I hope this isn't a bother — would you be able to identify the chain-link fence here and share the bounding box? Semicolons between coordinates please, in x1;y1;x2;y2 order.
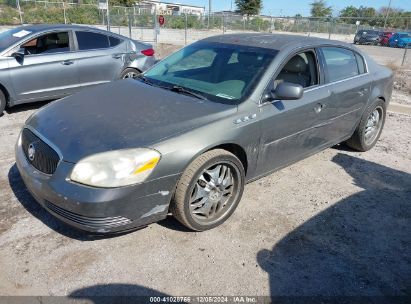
1;0;410;64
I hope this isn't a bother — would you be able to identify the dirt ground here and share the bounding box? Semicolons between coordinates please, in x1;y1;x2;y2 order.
0;43;410;298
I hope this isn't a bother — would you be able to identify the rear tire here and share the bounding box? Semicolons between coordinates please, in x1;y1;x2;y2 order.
120;68;141;80
0;90;6;116
345;99;386;152
170;149;245;231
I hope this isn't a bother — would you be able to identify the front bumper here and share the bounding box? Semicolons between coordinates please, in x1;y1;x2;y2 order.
15;141;180;233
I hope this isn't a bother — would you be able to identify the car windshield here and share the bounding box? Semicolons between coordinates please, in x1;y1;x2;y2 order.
0;28;34;52
359;30;378;36
143;42;277;104
399;33;410;38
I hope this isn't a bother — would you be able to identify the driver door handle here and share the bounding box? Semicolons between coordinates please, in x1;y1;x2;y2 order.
61;60;74;65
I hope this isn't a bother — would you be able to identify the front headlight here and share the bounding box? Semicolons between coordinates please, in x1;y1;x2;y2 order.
70;148;161;188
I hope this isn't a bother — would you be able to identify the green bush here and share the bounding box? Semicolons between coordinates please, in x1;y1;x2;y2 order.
0;5;20;25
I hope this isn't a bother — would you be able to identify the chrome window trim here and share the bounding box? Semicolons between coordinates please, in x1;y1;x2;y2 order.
304;72;370;93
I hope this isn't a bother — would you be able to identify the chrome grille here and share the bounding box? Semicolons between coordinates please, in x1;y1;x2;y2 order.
21;128;60;174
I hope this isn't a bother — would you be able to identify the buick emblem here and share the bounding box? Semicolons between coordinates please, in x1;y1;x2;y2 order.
28;143;36;161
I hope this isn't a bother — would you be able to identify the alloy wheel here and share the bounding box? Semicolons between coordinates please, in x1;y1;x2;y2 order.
189;163;238;224
364;106;383;145
122;71;139;79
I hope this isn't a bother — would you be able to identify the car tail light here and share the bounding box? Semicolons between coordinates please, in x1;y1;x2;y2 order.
141;48;155;56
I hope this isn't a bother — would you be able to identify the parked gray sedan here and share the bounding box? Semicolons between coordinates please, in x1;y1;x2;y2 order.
15;34;393;233
0;24;155;114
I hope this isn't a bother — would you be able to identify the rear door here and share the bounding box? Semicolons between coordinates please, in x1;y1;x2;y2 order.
317;47;370;143
7;30;79;102
73;30;127;88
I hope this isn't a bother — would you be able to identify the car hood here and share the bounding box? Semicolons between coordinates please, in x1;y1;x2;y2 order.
26;80;237;163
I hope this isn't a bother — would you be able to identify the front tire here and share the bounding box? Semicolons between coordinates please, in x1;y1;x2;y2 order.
171;149;245;231
345;99;386;152
0;90;6;116
120;68;141;80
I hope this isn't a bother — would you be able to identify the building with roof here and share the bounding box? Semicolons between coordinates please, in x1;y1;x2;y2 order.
137;0;205;16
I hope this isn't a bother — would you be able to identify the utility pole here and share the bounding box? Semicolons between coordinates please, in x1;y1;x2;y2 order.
383;0;392;28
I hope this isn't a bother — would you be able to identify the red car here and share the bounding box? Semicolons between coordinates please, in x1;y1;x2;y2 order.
379;32;395;46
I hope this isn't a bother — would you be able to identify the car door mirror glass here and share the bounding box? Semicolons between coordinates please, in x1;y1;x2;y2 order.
274;82;303;100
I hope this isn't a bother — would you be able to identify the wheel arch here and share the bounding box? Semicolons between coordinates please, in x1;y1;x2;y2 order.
206;143;249;175
0;83;10;105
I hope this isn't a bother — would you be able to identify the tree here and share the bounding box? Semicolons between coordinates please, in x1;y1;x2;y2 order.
310;0;332;18
235;0;262;16
339;5;359;19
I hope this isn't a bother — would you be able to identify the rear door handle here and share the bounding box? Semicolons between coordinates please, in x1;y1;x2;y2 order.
314;103;324;114
61;60;74;65
358;88;369;96
112;53;123;59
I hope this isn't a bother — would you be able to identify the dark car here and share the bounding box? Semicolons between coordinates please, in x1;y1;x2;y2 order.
379;31;395;46
15;34;393;233
354;30;381;45
0;24;156;115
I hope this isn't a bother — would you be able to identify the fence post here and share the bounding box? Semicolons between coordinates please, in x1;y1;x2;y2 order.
307;19;311;36
185;13;188;45
63;2;67;24
128;13;132;38
16;0;23;24
222;14;225;34
153;14;157;43
107;1;111;31
328;20;333;39
402;45;408;66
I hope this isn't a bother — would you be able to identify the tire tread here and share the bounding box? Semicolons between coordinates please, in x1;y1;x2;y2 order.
170;149;242;231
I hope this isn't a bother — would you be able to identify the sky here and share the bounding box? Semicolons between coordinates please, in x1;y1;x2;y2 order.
182;0;411;16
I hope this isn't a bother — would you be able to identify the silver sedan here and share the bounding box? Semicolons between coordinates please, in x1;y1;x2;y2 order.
0;24;156;114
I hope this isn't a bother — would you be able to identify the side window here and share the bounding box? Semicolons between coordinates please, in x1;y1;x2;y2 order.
76;31;109;50
274;51;319;89
354;53;366;74
21;32;70;55
109;36;122;47
321;47;359;82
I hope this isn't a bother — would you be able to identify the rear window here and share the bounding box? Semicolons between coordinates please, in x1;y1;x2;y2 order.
321;47;360;82
76;31;109;50
109;36;122;47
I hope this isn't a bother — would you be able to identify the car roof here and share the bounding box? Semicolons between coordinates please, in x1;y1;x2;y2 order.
200;33;356;52
14;24;122;36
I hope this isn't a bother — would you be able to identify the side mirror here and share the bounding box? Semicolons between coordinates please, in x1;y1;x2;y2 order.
12;48;25;59
274;82;303;100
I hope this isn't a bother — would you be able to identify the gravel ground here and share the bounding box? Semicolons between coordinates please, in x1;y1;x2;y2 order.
0;43;410;298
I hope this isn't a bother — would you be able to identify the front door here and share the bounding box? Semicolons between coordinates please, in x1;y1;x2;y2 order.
7;31;79;102
256;50;333;177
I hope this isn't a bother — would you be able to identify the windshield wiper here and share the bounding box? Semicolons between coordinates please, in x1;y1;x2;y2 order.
169;85;207;100
136;75;154;86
